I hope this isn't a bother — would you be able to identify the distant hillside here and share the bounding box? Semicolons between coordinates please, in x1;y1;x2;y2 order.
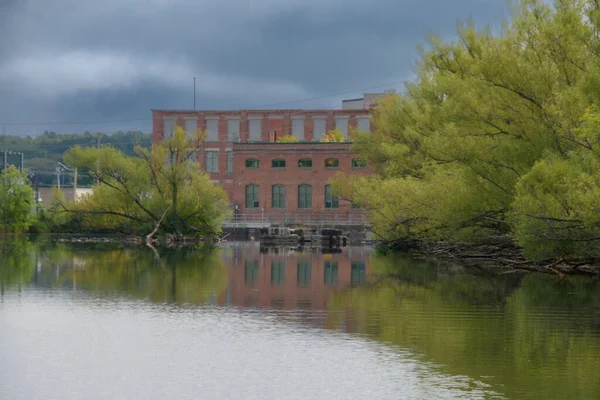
0;130;152;186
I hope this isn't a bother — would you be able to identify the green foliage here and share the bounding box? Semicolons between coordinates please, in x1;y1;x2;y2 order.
276;134;299;143
1;130;151;186
0;166;34;233
0;238;227;305
320;129;345;143
339;0;600;260
328;255;600;399
0;237;35;288
60;126;229;237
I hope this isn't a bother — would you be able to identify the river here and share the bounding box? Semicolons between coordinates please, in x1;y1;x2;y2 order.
1;238;599;399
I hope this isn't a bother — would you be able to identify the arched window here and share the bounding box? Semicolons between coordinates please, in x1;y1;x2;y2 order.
245;184;259;208
272;158;286;168
246;159;259;168
298;158;312;168
352;158;367;169
324;184;339;209
272;185;286;209
325;158;339;168
298;184;312;209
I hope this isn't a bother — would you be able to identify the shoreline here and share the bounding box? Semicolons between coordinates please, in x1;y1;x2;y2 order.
381;238;600;276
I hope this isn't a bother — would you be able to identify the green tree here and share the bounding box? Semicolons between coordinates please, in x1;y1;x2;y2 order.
0;166;34;233
335;0;600;260
320;129;345;143
277;134;299;143
61;126;229;238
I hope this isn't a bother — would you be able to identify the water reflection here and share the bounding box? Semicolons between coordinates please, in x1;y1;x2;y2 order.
1;239;600;399
1;239;227;305
219;243;370;310
329;254;600;400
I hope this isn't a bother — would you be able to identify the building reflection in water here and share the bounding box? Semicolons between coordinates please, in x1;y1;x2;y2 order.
218;243;371;311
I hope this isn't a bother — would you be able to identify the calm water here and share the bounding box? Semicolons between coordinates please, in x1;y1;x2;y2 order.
1;239;599;399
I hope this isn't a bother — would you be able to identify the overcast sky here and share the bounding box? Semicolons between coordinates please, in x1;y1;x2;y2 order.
0;0;508;136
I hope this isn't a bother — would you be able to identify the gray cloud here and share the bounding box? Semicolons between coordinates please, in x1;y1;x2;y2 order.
0;0;508;136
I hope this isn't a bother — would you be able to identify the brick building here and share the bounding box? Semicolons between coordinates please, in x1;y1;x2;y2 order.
218;243;371;312
152;94;383;223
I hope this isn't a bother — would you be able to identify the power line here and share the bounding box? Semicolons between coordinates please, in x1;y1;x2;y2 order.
0;81;400;127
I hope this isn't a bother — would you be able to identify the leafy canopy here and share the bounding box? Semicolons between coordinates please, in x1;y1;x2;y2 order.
0;166;34;233
336;0;600;260
62;126;229;237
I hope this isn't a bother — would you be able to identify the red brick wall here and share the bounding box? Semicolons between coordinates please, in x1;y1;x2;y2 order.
230;142;371;216
151;109;374;217
217;244;371;310
152;109;372;143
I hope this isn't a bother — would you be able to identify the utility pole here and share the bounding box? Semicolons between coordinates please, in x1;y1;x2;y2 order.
56;166;61;190
96;134;101;186
73;167;78;202
193;77;196;110
1;126;5;171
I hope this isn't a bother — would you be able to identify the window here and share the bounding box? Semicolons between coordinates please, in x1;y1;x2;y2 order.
352;158;367;169
249;118;262;141
297;261;311;286
272;158;286;168
227;119;240;141
298;158;312;168
298;184;312;209
351;202;362;209
185;119;197;138
292;118;305;140
324;261;338;285
335;117;349;140
271;260;286;285
272;185;286;209
205;151;218;173
245;184;259;208
325;158;339;168
206;118;219;141
357;116;370;132
246;159;259;169
313;118;326;140
324;184;339;209
163;118;175;140
226;151;233;173
351;262;366;286
245;260;259;286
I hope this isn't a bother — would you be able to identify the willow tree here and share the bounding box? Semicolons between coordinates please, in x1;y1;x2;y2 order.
62;126;229;239
334;0;600;260
0;166;34;233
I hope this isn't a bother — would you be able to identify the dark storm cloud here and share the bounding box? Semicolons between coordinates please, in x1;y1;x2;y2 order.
0;0;508;136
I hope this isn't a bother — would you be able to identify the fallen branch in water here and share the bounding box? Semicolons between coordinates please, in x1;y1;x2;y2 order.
146;206;170;245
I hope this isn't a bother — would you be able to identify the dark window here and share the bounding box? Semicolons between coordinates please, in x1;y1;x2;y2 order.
298;158;312;168
351;261;366;286
324;184;339;209
297;261;311;286
271;260;286;285
205;151;218;172
351;202;362;209
245;184;259;208
246;159;259;168
272;185;286;209
226;151;233;173
324;261;338;285
325;158;339;168
272;158;286;168
352;158;367;169
245;260;259;286
298;184;312;209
